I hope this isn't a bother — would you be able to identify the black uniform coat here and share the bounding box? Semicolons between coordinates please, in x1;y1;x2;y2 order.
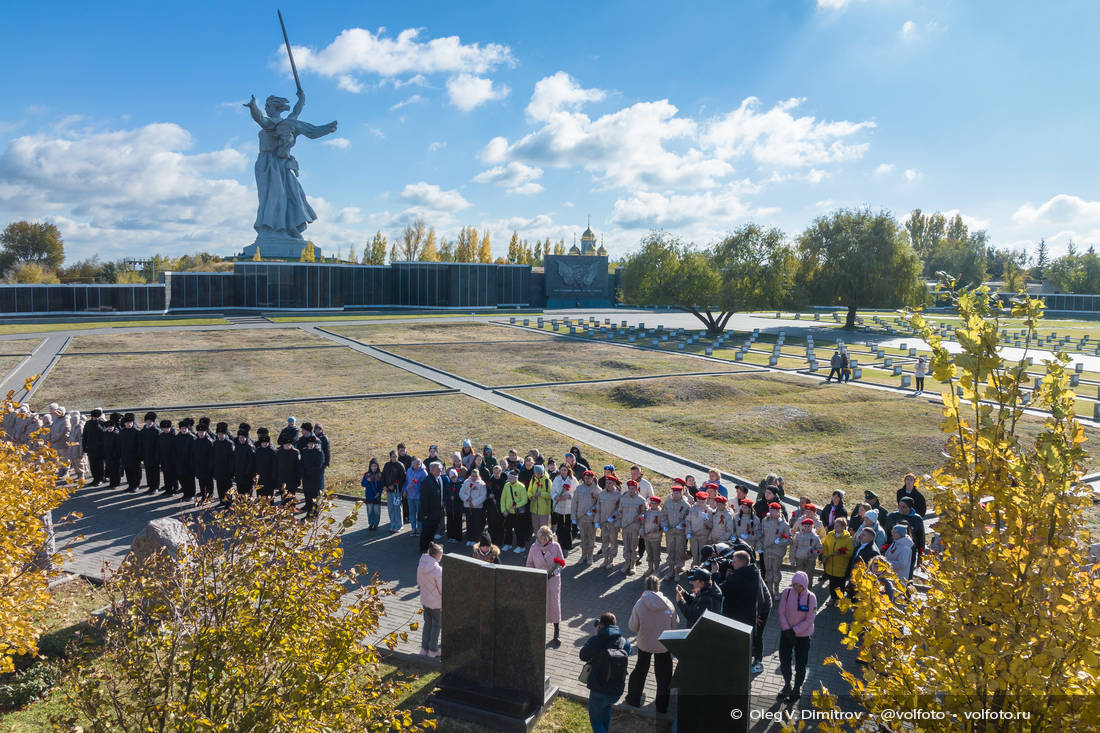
418;473;445;525
212;437;235;480
233;439;256;483
119;426;141;466
156;428;177;473
139;425;159;464
192;433;214;477
254;443;278;490
82;418;105;456
299;445;325;493
276;445;301;489
174;431;196;476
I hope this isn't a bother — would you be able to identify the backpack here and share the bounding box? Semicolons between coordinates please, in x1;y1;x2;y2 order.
591;637;629;689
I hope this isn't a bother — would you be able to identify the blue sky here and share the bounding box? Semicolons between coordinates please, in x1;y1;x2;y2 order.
2;0;1098;263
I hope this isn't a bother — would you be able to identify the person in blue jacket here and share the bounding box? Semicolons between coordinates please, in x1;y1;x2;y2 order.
361;457;384;530
579;612;632;733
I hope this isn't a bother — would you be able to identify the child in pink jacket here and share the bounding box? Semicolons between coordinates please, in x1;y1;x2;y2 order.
777;570;817;703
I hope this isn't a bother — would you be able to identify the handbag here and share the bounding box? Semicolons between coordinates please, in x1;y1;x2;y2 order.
578;663;592;683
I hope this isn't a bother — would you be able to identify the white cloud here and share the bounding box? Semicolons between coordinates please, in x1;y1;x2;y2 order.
525;71;607;121
704;97;874;168
898;19;944;42
427;141;446;153
940;209;990;231
0;122;255;260
390;94;424;111
874;162;894;178
290;27;514;92
446;74;509;111
1012;194;1100;227
473;161;544;195
337;75;365;93
485;75;873;192
900;20;917;40
399;181;471;212
609;183;764;229
904;168;922;182
364;126;386;140
817;0;852;8
322;137;351;149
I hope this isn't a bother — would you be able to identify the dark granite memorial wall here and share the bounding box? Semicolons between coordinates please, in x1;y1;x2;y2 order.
0;283;166;315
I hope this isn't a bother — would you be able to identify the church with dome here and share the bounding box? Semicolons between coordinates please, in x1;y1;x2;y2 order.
568;217;608;257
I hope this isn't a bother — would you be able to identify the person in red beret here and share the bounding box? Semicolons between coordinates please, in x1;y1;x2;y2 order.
617;479;648;575
758;501;791;599
642;496;664;575
708;494;735;545
660;482;691;580
687;490;712;567
791;517;824;584
704;481;720;510
597;474;623;569
573;469;600;565
734;498;757;544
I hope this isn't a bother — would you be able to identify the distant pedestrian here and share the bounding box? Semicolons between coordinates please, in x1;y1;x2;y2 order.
625;575;677;714
914;356;926;394
826;350;843;382
382;450;406;533
418;462;445;554
417;543;443;658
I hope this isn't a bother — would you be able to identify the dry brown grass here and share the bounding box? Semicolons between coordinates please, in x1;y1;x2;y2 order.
0;338;41;355
384;341;744;386
66;328;330;353
331;321;558;344
0;356;26;380
510;372;961;503
34;348;439;409
154;395;667;495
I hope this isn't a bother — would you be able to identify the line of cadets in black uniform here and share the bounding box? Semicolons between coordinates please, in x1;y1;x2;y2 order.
79;409;330;515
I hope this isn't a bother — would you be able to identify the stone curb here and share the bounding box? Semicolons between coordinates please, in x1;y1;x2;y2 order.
58;344;345;357
84;387;460;416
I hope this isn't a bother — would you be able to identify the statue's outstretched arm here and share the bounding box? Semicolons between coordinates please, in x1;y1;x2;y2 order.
290;89;305;120
243;95;264;127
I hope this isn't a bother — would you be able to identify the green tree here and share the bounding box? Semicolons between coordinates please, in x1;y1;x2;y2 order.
1034;237;1050;280
438;238;455;262
810;288;1100;732
389;242;398;265
923;214;987;287
454;226;477;263
64;498;430;732
797;208;925;328
365;231;387;265
1044;246;1100;294
0;221;65;274
8;262;61;283
507;231;520;263
904;208;946;262
620;228;793;334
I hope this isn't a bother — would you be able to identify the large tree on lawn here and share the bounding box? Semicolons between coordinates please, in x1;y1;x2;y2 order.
797;208;926;328
620;227;795;335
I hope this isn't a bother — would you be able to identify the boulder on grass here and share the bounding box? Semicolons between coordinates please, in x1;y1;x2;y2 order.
128;517;193;565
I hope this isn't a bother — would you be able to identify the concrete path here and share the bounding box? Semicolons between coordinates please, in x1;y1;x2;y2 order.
2;334;70;403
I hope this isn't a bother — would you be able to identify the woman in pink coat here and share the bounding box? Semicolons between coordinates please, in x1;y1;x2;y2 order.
777;570;817;703
527;525;565;648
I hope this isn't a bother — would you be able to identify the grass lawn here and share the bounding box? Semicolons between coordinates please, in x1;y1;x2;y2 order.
66;327;331;353
34;347;440;409
0;356;26;380
509;372;963;504
0;318;229;336
382;341;743;386
331;321;559;345
154;394;669;495
0;338;41;355
269;311;541;323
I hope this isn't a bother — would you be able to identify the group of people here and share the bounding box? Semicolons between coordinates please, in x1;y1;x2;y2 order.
2;403;334;516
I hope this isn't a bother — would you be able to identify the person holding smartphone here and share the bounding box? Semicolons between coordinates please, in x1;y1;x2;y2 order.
777;570;817;703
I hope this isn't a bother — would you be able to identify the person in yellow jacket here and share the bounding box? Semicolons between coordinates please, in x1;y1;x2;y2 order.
821;517;854;600
501;468;530;554
527;464;553;537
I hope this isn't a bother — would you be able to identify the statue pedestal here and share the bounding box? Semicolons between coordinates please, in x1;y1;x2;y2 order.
241;230;320;260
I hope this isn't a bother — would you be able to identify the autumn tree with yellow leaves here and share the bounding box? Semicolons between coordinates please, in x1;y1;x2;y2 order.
807;287;1100;732
0;385;73;674
63;497;432;732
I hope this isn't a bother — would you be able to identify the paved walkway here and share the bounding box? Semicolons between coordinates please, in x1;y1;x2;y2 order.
1;334;68;402
55;482;853;730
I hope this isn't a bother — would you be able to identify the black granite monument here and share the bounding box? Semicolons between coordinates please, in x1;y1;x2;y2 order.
544;254;612;308
660;609;752;732
428;554;559;732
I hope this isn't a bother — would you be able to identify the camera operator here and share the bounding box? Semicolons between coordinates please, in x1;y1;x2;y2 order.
675;568;724;626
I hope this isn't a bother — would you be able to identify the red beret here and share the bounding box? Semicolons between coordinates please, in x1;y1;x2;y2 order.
703;482;720;491
671;484;684;491
582;470;595;477
695;491;708;501
801;518;814;525
740;498;753;506
805;504;818;511
768;502;782;510
626;479;638;487
715;495;728;504
673;478;686;485
649;496;662;504
605;473;621;484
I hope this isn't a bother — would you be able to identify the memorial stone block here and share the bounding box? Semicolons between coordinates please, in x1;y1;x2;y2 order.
660;611;751;733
